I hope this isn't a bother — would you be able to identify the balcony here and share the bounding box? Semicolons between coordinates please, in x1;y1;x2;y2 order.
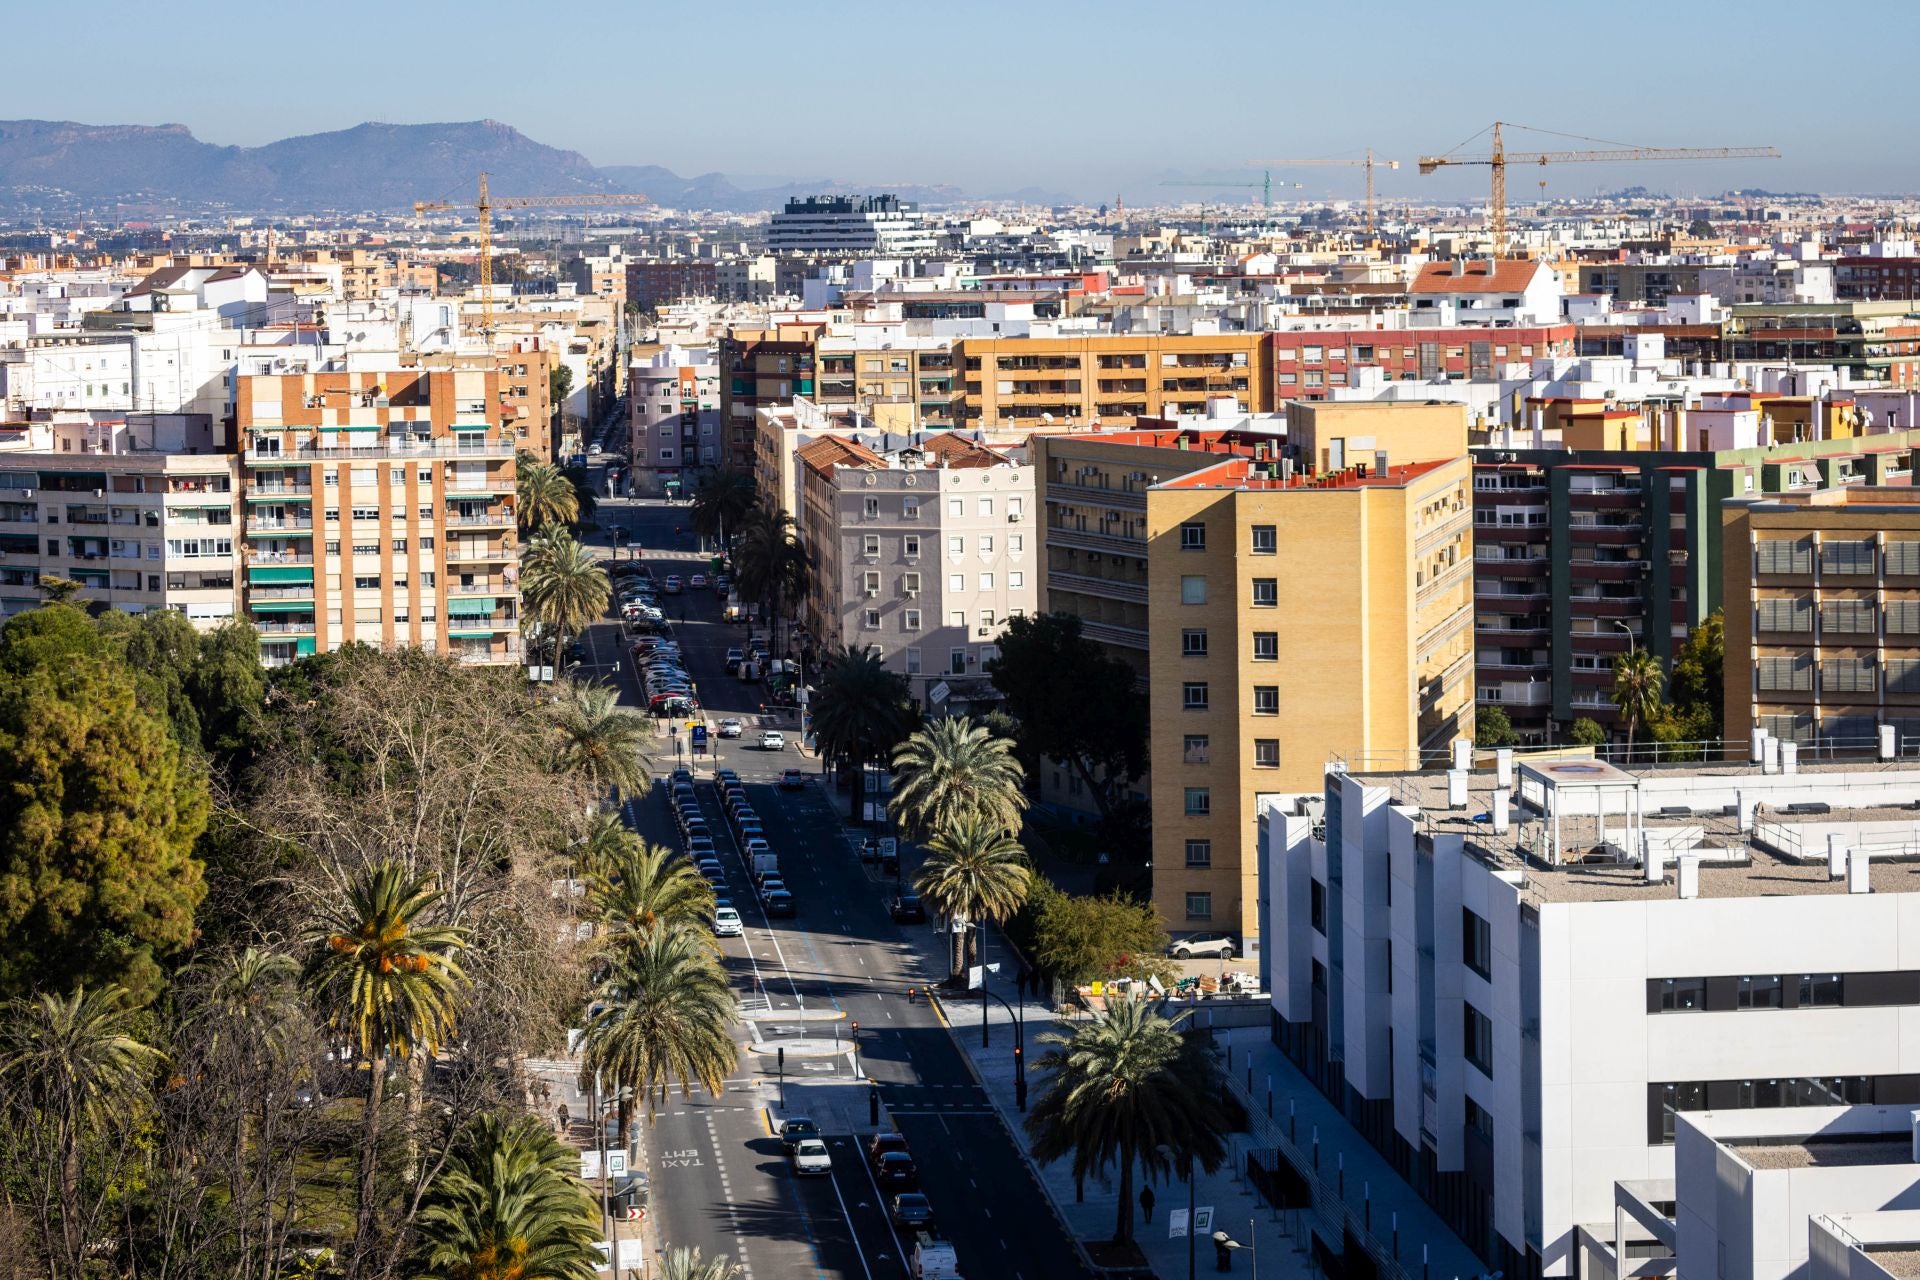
1568;522;1643;544
1074;619;1148;651
1475;582;1548;601
248;585;315;601
1568;593;1642;617
1044;525;1143;556
457;643;522;666
444;542;513;563
1047;485;1147;510
253;618;318;635
445;511;514;528
244;436;514;464
1046;571;1148;604
450;580;509;596
247;551;314;566
246;518;314;532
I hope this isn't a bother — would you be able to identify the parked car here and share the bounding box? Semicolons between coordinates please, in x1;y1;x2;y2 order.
778;768;806;791
725;647;745;673
759;730;786;751
1168;935;1237;960
868;1132;910;1166
778;1118;820;1153
873;1151;918;1190
712;907;743;937
890;893;927;924
763;889;796;918
662;575;683;594
889;1192;935;1230
790;1138;832;1176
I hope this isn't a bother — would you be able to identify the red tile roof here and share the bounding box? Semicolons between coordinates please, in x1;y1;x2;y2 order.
919;432;1008;469
1157;456;1452;492
797;435;884;479
1409;260;1547;295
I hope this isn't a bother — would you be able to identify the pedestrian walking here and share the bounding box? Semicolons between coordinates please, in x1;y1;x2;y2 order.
1139;1185;1156;1224
555;1102;570;1136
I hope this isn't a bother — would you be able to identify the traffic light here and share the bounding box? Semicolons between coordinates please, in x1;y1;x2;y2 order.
907;986;917;1004
850;1021;859;1035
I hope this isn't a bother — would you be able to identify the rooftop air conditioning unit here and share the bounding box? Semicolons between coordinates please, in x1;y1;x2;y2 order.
865;589;878;598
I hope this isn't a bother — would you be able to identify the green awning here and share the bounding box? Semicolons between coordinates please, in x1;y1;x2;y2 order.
447;597;498;616
295;637;317;656
330;425;381;433
249;601;314;614
447;627;502;638
450;421;492;432
245;493;311;503
249;566;313;584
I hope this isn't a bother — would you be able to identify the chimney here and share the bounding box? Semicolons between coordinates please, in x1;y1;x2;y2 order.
1643;833;1664;884
1882;723;1899;760
1677;853;1700;899
1492;787;1510;834
1453;259;1466;277
1763;736;1781;774
1495;747;1514;788
1446;768;1468;809
1780;740;1799;774
1737;789;1756;832
1828;834;1847;880
1530;404;1544;450
1849;847;1872;894
1751;727;1769;764
1454;744;1475;776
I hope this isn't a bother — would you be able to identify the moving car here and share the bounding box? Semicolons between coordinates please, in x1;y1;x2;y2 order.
868;1132;910;1165
873;1151;918;1190
712;907;743;937
790;1138;832;1176
763;889;796;918
890;893;927;924
778;768;806;791
662;575;683;595
725;647;745;673
1168;935;1237;960
718;718;744;739
759;730;786;751
689;573;708;589
778;1118;820;1153
889;1192;935;1230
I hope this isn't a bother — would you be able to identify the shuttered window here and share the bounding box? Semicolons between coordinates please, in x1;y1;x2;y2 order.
1888;542;1920;577
1888;599;1920;635
1821;599;1878;635
1757;538;1813;575
1756;596;1813;633
1821;539;1877;575
1758;656;1814;691
1822;657;1877;695
1889;658;1920;695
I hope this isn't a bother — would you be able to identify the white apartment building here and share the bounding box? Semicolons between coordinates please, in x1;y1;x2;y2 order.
1265;752;1920;1279
628;345;720;491
796;434;1036;710
1408;259;1564;328
768;196;940;258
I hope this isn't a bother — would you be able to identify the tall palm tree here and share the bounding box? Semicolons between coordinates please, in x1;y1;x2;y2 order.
657;1247;743;1280
521;528;610;675
731;502;809;653
306;861;469;1261
1611;646;1666;759
588;838;715;946
915;818;1032;979
0;985;161;1278
578;924;738;1145
1024;993;1237;1246
689;473;756;556
809;644;916;831
560;464;599;525
550;681;652;803
891;717;1028;840
415;1112;602;1280
185;946;305;1061
517;461;581;534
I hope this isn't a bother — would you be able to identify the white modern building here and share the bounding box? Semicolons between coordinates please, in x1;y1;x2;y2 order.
767;196;940;258
628;344;720;492
1407;258;1564;328
1265;751;1920;1279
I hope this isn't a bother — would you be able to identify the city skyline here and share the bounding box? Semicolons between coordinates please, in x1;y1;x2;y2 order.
8;0;1913;204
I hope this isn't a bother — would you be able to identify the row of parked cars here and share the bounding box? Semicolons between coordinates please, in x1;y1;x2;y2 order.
667;768;743;937
718;772;793;917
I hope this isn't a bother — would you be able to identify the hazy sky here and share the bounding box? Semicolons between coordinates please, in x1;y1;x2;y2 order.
11;0;1914;202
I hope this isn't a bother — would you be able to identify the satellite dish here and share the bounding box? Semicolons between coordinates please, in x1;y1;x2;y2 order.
1041;413;1054;423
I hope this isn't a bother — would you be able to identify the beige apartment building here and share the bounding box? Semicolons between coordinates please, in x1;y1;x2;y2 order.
1145;402;1475;948
235;366;519;666
1724;487;1920;751
951;333;1271;429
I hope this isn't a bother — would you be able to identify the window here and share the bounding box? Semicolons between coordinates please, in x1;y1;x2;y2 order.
948;536;964;556
1251;525;1277;555
949;611;965;628
864;496;880;519
904;609;921;631
1184;788;1210;816
979;497;994;516
1253;739;1279;768
1181;575;1207;605
979;610;995;628
1180;522;1207;551
1185;892;1213;920
1799;973;1842;1006
1251;578;1278;607
950;648;967;673
1466;1098;1494;1144
1183;734;1210;763
1464;1003;1494;1077
1182;681;1209;711
950;574;965;593
1738;976;1785;1010
1252;685;1278;715
1182;628;1208;657
350;506;379;521
903;500;920;521
904;571;921;593
1185;839;1212;867
392;538;408;553
863;571;881;595
1008;571;1024;589
863;534;881;556
1821;539;1876;575
1252;631;1279;661
1463;909;1492;980
978;536;994;555
949;498;964;517
1009;534;1025;553
904;535;921;558
354;575;380;590
1009;498;1023;519
864;609;880;629
1309;880;1326;933
905;647;921;674
979;573;994;591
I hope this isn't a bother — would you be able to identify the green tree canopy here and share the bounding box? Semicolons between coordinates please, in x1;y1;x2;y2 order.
0;607;210;1002
1667;610;1724;736
987;614;1146;819
1025;880;1171;989
1568;716;1607;747
1475;705;1516;749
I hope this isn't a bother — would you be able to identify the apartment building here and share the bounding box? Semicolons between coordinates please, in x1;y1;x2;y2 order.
1407;259;1564;328
1274;324;1574;402
951;333;1271;429
1722;484;1920;752
719;325;822;473
1149;401;1475;951
1576;260;1705;305
234;366;519;667
626;259;718;311
816;334;958;428
478;339;554;463
767;195;938;257
1724;302;1920;387
628;345;720;493
0;416;240;624
1477;434;1920;745
1268;755;1920;1278
795;433;1036;708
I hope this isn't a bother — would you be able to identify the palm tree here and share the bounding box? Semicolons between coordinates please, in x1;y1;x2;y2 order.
521;528;610;675
891;717;1028;840
0;985;161;1277
915;818;1032;979
1611;646;1666;759
808;644;916;831
185;946;305;1060
578;924;738;1144
560;464;599;525
689;473;756;556
657;1247;743;1280
550;681;652;804
306;861;469;1261
1024;993;1237;1246
731;502;809;652
588;838;715;945
517;461;580;534
415;1112;602;1280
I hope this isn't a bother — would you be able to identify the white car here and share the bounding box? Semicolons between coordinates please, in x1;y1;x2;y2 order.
717;718;744;739
759;730;786;751
712;907;743;937
790;1138;832;1176
1168;935;1237;960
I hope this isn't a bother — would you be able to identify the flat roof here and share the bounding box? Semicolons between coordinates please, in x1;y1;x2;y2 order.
1731;1137;1912;1170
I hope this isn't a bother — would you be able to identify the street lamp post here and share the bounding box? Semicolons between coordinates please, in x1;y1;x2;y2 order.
1157;1143;1196;1280
972;984;1026;1109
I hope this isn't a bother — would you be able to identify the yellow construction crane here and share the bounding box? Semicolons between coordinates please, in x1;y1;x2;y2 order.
413;172;652;334
1246;151;1401;234
1418;122;1778;256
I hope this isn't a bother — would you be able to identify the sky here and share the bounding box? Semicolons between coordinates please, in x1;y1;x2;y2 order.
9;0;1916;203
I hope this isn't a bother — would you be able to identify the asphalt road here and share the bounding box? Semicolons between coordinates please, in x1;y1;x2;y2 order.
589;491;1089;1280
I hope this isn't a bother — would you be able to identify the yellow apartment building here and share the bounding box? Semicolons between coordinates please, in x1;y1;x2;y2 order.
1723;487;1920;751
952;333;1272;429
1146;402;1475;948
235;366;520;667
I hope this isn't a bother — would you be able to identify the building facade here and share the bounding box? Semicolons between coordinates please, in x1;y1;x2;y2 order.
719;326;821;474
628;345;720;493
767;195;938;257
951;333;1271;429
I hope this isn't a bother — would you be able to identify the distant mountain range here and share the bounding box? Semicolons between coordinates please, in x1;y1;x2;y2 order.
0;118;979;216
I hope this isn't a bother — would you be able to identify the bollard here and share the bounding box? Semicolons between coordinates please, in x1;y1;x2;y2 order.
1393;1211;1399;1259
1312;1128;1320;1171
1267;1087;1273;1119
1247;1063;1252;1092
1364;1182;1370;1230
1289;1099;1297;1144
1338;1152;1344;1199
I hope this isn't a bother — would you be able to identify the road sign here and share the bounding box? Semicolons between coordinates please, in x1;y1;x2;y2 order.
691;725;708;746
877;836;897;862
1169;1208;1190;1239
1194;1206;1214;1234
